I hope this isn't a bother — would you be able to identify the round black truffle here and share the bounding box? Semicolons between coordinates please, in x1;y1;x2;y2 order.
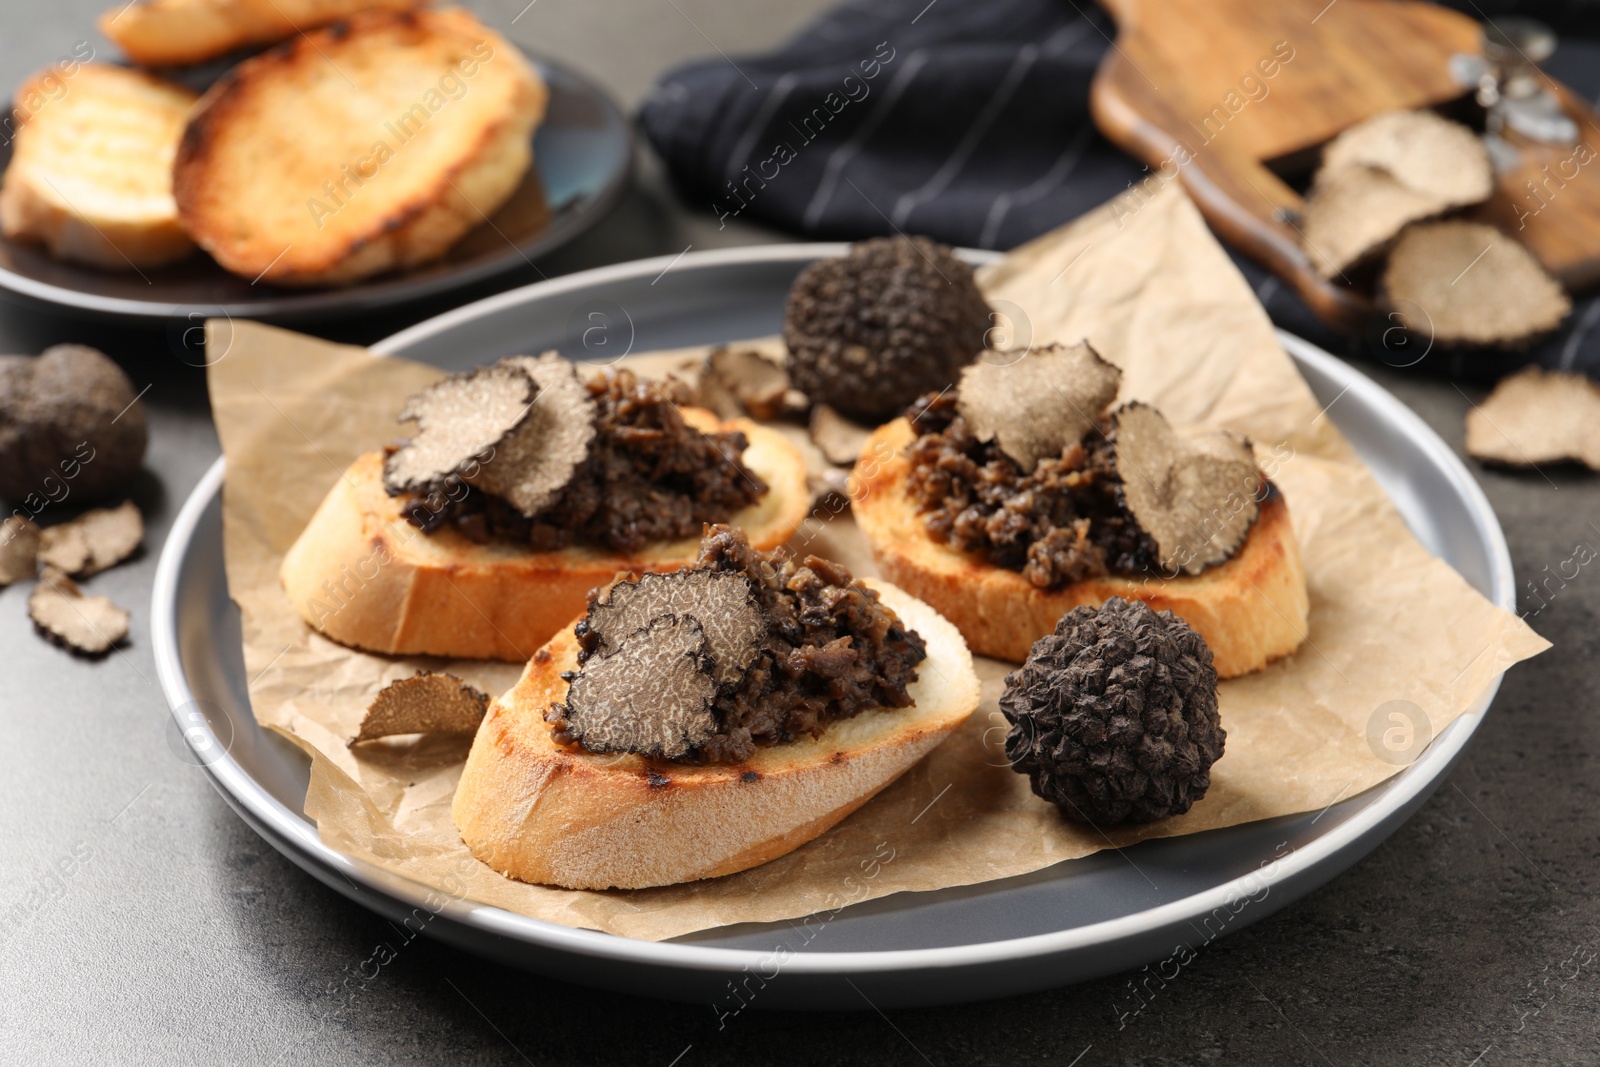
783;236;991;422
1000;597;1225;826
0;345;148;504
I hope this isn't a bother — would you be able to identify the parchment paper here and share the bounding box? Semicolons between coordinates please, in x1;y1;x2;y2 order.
209;185;1547;941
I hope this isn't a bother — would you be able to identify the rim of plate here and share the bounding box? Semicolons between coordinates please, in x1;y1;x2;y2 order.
151;242;1514;976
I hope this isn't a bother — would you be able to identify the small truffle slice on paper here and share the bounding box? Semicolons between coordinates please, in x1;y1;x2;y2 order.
470;353;597;517
383;361;537;495
37;500;143;576
1465;366;1600;468
698;346;791;421
1382;221;1571;346
351;672;490;745
809;404;872;466
586;569;764;686
956;342;1122;473
560;614;718;758
29;566;130;655
1113;403;1260;576
0;515;39;585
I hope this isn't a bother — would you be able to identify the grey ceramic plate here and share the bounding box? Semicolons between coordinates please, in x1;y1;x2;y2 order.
0;54;630;323
152;245;1514;1010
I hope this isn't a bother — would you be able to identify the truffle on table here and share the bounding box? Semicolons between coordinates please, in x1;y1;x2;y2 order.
1464;366;1600;469
783;236;992;422
0;515;39;585
1000;597;1225;826
556;613;719;759
1381;220;1571;347
956;341;1122;472
1112;403;1259;577
28;566;130;656
37;500;143;577
582;569;764;686
351;671;490;745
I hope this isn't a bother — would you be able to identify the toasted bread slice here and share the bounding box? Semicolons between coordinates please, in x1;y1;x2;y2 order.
280;410;812;661
173;8;546;286
451;580;980;890
850;418;1309;677
99;0;426;68
0;65;196;269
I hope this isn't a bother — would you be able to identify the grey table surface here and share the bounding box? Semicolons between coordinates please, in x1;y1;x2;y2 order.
1;2;1596;1065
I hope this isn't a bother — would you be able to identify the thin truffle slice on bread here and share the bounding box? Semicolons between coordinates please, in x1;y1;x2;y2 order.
0;65;196;269
280;410;810;661
850;418;1309;677
99;0;426;68
451;581;980;890
173;8;546;286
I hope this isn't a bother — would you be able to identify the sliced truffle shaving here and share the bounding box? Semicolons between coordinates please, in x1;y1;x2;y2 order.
956;342;1122;473
37;500;143;576
29;566;129;655
1300;165;1452;278
1320;110;1493;209
1112;403;1260;576
700;346;791;421
383;361;537;495
560;613;717;758
1464;367;1600;468
0;515;39;585
1382;221;1571;346
809;403;872;466
469;353;597;516
1300;110;1493;278
352;671;490;745
586;569;764;686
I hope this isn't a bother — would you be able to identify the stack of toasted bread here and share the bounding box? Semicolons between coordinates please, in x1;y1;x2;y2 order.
1;2;546;285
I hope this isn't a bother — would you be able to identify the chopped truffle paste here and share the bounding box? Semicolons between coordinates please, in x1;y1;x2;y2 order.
393;364;768;555
549;524;927;764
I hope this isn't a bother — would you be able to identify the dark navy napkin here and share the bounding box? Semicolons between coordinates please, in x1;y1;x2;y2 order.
638;0;1600;381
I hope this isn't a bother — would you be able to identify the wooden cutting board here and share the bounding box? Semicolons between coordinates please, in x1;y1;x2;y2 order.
1090;0;1600;332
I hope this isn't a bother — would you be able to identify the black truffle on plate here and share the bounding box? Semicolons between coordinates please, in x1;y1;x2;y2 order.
783;236;991;422
0;344;148;504
1000;597;1225;826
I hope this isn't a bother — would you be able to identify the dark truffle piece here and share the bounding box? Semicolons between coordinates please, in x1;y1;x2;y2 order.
37;500;143;576
1112;403;1259;576
783;236;991;422
384;361;537;497
584;569;764;686
352;671;489;745
28;566;130;656
0;344;148;505
698;346;790;421
956;341;1122;472
469;353;597;516
1001;597;1225;826
558;614;718;758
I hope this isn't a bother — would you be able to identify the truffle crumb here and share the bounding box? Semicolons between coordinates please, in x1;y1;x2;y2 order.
1464;366;1600;468
699;346;790;421
1382;221;1570;347
1112;403;1259;576
557;614;718;759
784;236;992;421
809;404;872;467
1001;597;1225;825
29;566;130;655
469;353;597;516
384;361;537;497
585;569;764;686
0;515;39;585
37;500;143;576
956;342;1122;472
351;671;490;745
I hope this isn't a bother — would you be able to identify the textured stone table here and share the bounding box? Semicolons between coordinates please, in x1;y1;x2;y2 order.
0;2;1594;1064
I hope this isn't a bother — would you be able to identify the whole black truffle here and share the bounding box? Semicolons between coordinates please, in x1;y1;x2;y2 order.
1000;597;1225;826
783;236;991;422
0;344;148;504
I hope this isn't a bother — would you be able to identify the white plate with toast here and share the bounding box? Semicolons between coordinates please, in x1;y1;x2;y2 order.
0;49;629;323
152;245;1515;1008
